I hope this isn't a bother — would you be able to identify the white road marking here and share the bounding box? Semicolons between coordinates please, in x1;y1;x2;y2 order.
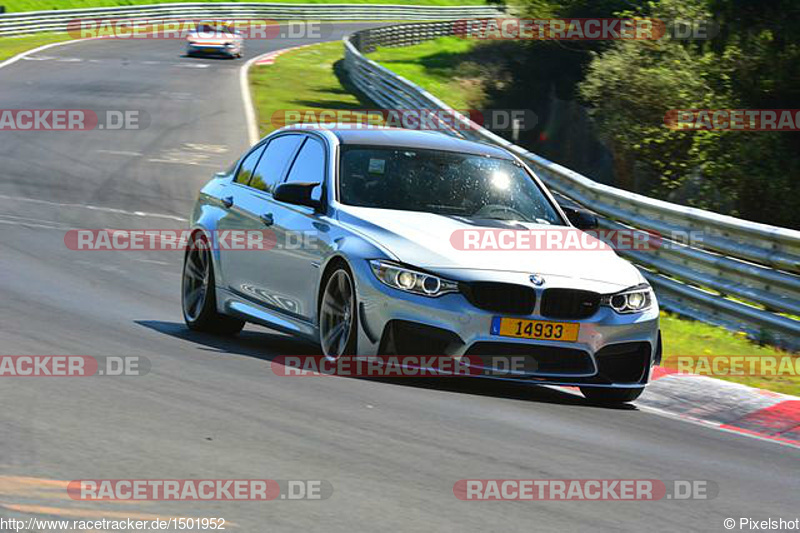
0;37;98;70
148;157;218;168
184;143;228;154
637;403;800;450
239;44;313;147
148;143;227;168
96;150;143;157
239;52;264;146
159;91;194;100
0;213;69;225
158;91;195;101
240;52;263;146
21;56;55;61
0;214;67;230
177;63;210;69
0;219;64;230
73;259;128;274
0;194;187;222
547;383;800;450
57;58;83;63
133;258;173;266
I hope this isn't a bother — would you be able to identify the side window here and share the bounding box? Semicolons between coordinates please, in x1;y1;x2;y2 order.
250;135;304;193
284;137;326;186
234;143;266;185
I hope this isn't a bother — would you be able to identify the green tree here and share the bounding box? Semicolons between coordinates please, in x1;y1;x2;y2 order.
578;0;800;227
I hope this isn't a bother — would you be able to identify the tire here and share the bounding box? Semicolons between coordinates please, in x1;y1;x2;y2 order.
580;387;644;404
319;265;358;359
182;232;245;336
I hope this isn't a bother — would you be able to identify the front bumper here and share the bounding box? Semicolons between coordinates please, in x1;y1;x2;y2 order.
352;260;660;389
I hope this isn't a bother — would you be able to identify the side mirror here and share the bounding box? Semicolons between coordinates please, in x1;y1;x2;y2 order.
274;182;321;211
562;207;598;230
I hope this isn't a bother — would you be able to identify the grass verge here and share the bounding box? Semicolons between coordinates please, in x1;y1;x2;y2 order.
249;40;376;137
253;40;800;396
0;32;74;61
660;312;799;396
368;36;482;110
4;0;487;12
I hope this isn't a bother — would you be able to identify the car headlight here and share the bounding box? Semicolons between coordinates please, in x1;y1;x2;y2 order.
601;284;654;314
369;260;459;297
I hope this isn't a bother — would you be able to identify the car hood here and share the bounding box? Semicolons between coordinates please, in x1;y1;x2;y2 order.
337;206;644;292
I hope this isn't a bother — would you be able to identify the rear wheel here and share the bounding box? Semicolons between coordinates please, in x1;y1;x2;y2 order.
319;266;357;360
580;387;644;404
182;233;245;335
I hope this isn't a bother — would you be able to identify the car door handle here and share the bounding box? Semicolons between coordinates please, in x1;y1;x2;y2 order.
221;196;234;208
260;213;274;226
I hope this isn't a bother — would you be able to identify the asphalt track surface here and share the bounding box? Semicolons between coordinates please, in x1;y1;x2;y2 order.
0;24;797;533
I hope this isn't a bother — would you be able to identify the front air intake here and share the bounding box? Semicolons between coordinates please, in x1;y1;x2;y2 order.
461;282;536;315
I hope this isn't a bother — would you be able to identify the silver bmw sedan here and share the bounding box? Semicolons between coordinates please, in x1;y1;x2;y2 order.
182;125;661;403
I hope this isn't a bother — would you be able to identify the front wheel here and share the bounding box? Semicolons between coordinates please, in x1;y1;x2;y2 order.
580;387;644;404
182;233;245;336
319;266;357;360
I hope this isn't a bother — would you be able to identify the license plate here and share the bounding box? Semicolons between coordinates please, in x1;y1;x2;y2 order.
491;317;580;342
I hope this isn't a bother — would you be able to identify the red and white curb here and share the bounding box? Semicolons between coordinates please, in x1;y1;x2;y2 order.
254;43;315;66
241;43;316;146
637;367;800;448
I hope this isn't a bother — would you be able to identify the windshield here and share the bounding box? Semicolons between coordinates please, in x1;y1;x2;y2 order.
339;145;564;225
196;23;233;34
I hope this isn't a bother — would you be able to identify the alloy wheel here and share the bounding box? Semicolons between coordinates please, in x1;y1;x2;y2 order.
182;240;210;322
320;270;355;359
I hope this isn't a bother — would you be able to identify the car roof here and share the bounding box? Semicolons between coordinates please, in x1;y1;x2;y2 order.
279;124;515;160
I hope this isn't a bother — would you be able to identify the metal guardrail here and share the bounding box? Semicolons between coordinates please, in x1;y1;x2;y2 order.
343;21;800;349
0;3;503;36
